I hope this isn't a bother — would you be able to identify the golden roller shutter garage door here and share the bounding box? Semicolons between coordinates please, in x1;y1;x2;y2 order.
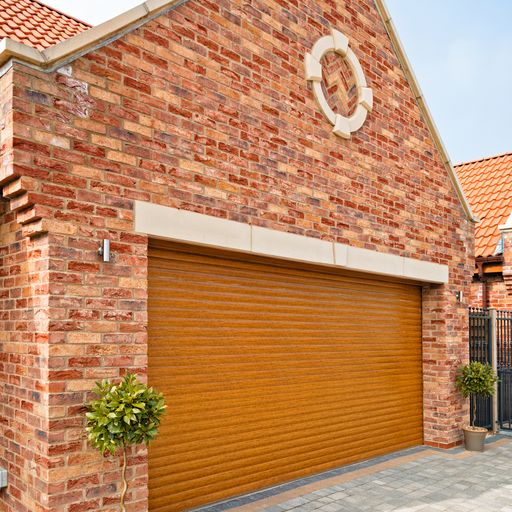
148;242;423;512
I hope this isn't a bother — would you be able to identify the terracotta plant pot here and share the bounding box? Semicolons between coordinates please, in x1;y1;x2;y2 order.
462;426;488;452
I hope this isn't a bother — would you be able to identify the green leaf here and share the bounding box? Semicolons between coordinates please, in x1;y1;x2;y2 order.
85;372;167;455
455;362;498;399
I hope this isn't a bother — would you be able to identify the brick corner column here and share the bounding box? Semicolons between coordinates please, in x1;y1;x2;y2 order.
421;284;469;448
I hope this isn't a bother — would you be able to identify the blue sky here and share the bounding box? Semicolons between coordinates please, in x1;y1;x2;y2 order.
387;0;512;164
44;0;512;164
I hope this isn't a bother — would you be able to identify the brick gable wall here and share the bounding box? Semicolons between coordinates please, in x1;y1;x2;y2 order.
0;0;473;510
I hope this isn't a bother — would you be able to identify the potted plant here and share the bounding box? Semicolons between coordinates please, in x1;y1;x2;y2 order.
85;373;166;511
455;361;498;451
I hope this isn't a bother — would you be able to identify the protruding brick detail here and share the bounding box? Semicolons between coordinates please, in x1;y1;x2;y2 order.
503;274;512;295
0;85;50;237
0;0;473;510
1;185;49;238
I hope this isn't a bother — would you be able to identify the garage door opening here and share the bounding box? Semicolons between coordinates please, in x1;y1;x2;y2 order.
148;240;423;512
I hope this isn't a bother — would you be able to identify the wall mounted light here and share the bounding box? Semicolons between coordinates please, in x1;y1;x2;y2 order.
98;239;111;262
0;467;7;489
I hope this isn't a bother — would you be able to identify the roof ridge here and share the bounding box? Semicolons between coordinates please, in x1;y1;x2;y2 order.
454;150;512;168
32;0;92;28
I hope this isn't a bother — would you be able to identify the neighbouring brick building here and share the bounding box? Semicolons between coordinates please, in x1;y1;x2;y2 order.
0;0;476;511
458;153;512;309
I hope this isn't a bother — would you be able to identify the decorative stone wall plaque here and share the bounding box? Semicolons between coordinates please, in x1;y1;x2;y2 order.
305;28;373;138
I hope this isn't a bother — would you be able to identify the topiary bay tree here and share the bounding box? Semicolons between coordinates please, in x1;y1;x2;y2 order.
86;373;166;511
455;361;498;451
455;361;498;428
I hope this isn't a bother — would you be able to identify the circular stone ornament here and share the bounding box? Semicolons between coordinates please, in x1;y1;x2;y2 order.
305;29;373;139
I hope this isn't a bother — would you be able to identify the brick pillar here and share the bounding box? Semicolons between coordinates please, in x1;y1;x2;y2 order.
39;227;149;511
422;284;469;448
0;226;52;512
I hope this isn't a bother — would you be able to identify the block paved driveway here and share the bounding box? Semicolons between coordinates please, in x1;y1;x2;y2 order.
198;436;512;512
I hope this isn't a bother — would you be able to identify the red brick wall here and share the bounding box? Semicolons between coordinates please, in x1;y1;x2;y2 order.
0;0;473;509
0;68;53;510
469;277;512;310
468;280;482;308
487;279;512;309
468;234;512;310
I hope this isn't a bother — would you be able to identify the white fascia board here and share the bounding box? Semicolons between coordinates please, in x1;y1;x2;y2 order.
135;201;448;284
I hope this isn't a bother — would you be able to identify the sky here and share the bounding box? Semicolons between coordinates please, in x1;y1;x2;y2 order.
386;0;512;164
42;0;512;164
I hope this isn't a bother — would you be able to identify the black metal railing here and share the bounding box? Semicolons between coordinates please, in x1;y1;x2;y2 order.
469;308;512;430
468;307;492;428
497;310;512;429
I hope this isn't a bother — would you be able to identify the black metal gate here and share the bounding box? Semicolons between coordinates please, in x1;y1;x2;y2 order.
468;307;492;428
469;307;512;430
497;311;512;429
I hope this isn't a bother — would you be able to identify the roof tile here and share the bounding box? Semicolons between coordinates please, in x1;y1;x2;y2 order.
457;152;512;258
0;0;90;50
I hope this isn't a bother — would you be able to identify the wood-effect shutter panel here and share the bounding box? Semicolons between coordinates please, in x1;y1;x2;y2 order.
148;242;423;512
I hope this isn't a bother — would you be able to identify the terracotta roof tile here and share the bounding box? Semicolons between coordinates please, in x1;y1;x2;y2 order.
0;0;90;50
457;152;512;258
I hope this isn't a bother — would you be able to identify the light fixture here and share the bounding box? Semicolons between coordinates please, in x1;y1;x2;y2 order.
98;239;111;262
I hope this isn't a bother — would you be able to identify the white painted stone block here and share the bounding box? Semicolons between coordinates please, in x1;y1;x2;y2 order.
359;87;373;111
332;29;349;56
252;226;333;265
403;257;448;284
305;53;322;82
348;105;367;133
311;35;334;60
134;201;251;251
333;114;351;139
333;243;348;267
346;246;403;277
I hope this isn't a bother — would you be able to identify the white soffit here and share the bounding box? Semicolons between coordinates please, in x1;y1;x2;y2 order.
135;201;449;284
